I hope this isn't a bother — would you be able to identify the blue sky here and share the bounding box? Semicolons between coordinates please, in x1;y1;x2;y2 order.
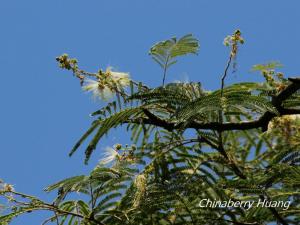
0;1;299;224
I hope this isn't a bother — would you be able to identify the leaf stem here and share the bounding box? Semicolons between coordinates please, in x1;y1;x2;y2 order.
162;55;170;86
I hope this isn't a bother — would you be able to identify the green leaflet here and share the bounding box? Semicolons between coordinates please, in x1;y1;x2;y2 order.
129;82;204;103
251;61;283;72
68;107;143;163
149;34;199;70
150;34;199;85
0;207;42;225
174;91;279;124
69;121;100;157
44;175;87;193
84;107;143;164
51;200;91;225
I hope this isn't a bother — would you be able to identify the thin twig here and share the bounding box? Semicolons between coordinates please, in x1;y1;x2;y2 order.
220;53;233;97
162;55;170;86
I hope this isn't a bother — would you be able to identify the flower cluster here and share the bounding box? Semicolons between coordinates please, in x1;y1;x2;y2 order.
99;144;137;165
223;30;245;73
0;180;15;193
223;30;244;58
267;114;300;144
82;67;130;101
133;174;147;208
56;54;78;72
56;54;131;101
252;62;288;92
223;30;244;47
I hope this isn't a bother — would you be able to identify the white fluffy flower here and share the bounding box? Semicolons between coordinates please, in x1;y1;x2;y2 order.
99;147;120;165
0;183;14;192
223;35;232;46
82;68;130;101
106;67;130;89
82;79;114;101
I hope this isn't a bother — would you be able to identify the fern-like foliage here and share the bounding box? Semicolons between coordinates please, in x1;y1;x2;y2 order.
70;107;144;164
2;33;300;225
175;88;279;124
150;34;199;85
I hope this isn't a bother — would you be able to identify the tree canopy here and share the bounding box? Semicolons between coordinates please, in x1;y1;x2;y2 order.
1;30;300;225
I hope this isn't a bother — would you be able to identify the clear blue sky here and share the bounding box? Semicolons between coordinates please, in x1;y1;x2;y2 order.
0;1;299;224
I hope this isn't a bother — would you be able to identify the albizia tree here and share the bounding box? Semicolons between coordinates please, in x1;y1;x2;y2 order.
1;30;300;225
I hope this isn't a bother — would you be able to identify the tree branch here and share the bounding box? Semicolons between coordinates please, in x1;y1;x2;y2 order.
138;78;300;225
128;77;300;132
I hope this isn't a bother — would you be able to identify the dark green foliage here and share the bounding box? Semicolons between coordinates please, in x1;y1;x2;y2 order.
1;32;300;225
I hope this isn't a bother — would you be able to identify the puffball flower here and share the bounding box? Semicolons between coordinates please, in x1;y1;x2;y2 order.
99;147;120;165
82;68;130;101
82;79;114;101
1;183;15;192
105;67;130;89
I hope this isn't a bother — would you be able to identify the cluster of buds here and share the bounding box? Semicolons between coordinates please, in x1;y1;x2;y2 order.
266;115;300;164
263;70;287;92
133;174;147;208
223;30;244;57
56;54;78;72
82;67;130;101
115;144;137;163
100;144;137;165
252;62;288;92
267;115;300;144
0;180;15;193
56;54;131;101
